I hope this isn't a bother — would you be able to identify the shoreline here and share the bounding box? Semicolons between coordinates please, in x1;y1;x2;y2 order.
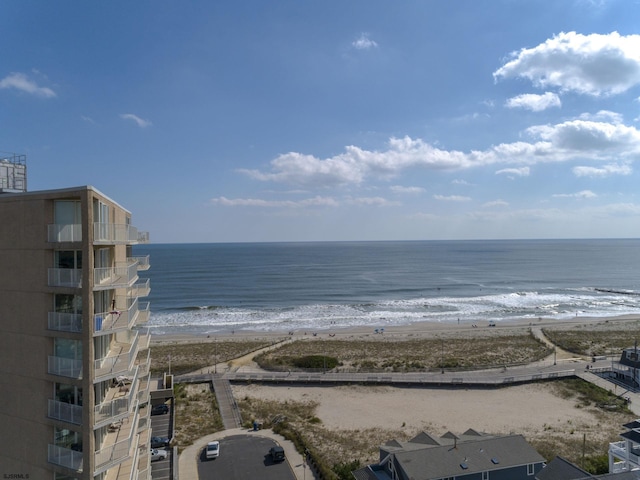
150;313;640;345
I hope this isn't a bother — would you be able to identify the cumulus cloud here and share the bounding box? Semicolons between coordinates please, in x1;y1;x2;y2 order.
433;194;471;202
572;163;632;177
211;196;339;208
239;118;640;187
495;166;530;177
552;190;597;199
494;31;640;96
120;113;152;128
505;92;561;111
346;196;400;206
0;72;56;98
352;33;378;50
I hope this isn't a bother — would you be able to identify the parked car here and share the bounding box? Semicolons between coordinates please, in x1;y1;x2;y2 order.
150;448;168;462
269;446;285;462
205;441;220;459
151;403;169;415
151;436;170;448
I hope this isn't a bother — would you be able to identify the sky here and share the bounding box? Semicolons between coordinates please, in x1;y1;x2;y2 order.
2;1;640;243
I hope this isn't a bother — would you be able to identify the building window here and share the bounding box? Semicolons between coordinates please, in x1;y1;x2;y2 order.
55;250;82;269
527;463;535;475
482;472;489;480
54;200;81;225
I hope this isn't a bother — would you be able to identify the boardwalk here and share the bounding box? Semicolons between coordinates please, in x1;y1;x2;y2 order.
210;374;243;429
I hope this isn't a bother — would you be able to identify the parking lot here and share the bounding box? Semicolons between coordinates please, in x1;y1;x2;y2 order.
197;434;296;480
150;400;173;480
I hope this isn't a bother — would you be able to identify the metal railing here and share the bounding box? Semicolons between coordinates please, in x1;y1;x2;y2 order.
129;278;151;298
48;224;82;242
94;366;140;427
94;332;139;382
94;223;139;244
48;312;83;333
48;399;83;425
94;404;140;472
48;268;82;288
94;262;138;289
48;444;83;472
129;255;150;271
135;302;150;326
94;297;138;335
48;355;82;379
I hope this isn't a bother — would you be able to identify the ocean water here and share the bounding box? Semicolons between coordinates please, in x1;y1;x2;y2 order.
133;239;640;336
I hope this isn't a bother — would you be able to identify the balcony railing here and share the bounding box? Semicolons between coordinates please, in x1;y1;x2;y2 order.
94;298;138;336
48;399;83;425
48;223;82;243
48;268;82;288
137;348;151;379
48;312;83;333
137;231;150;244
48;444;83;472
129;255;150;271
610;441;640;468
129;278;150;298
94;332;139;383
94;223;139;245
94;404;140;473
138;329;151;351
94;262;138;289
48;355;82;379
135;302;150;326
95;366;140;428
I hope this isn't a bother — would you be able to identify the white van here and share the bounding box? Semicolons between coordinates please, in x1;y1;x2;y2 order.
206;441;220;459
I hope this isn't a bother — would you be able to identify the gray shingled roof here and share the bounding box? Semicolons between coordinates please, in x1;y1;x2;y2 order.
393;434;544;480
535;456;592;480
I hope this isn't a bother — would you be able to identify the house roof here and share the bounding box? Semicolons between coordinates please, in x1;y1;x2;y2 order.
622;420;640;430
535;456;592;480
621;429;640;443
392;434;544;480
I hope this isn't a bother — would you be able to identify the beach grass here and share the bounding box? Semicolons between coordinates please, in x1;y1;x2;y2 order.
149;339;273;375
543;324;640;356
255;330;552;372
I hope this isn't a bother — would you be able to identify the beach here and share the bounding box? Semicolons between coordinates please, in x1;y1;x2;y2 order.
153;314;640;462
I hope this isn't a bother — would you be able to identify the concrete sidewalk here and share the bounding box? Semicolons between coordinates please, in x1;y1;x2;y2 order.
178;427;310;480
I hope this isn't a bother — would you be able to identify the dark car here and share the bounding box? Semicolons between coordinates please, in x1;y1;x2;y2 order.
269;446;285;462
151;436;170;448
151;403;169;415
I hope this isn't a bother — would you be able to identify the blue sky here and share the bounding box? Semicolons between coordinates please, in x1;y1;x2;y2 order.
2;1;640;243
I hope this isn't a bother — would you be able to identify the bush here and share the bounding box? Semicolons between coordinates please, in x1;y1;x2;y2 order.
292;355;339;370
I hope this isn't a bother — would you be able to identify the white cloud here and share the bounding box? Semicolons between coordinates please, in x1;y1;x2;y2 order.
483;200;509;208
0;72;56;98
211;196;339;208
452;179;471;186
578;110;624;124
81;115;95;124
552;190;597;199
494;31;640;96
346;196;400;206
240;118;640;187
352;33;378;50
390;185;425;194
433;194;471;202
120;113;152;128
573;163;632;177
495;166;530;177
505;92;561;112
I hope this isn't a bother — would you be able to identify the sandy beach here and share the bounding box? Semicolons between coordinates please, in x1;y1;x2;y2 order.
154;314;640;462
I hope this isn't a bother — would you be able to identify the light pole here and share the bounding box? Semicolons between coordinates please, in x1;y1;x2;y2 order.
441;339;444;374
214;338;218;374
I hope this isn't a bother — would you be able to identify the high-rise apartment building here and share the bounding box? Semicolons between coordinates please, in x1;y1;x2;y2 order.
0;154;152;480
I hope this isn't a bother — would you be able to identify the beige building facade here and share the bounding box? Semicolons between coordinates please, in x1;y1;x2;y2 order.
0;184;152;480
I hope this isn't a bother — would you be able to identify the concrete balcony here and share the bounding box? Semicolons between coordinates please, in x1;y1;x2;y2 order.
94;298;139;336
137;401;151;434
94;262;139;290
48;355;82;379
48;311;83;333
48;268;82;288
95;366;140;429
94;223;140;245
129;255;150;271
138;329;151;351
48;223;82;243
48;399;83;425
129;278;150;298
136;348;151;379
94;402;140;475
135;302;150;326
48;444;83;472
94;332;139;383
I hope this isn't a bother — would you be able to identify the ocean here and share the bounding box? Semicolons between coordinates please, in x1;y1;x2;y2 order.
133;239;640;336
